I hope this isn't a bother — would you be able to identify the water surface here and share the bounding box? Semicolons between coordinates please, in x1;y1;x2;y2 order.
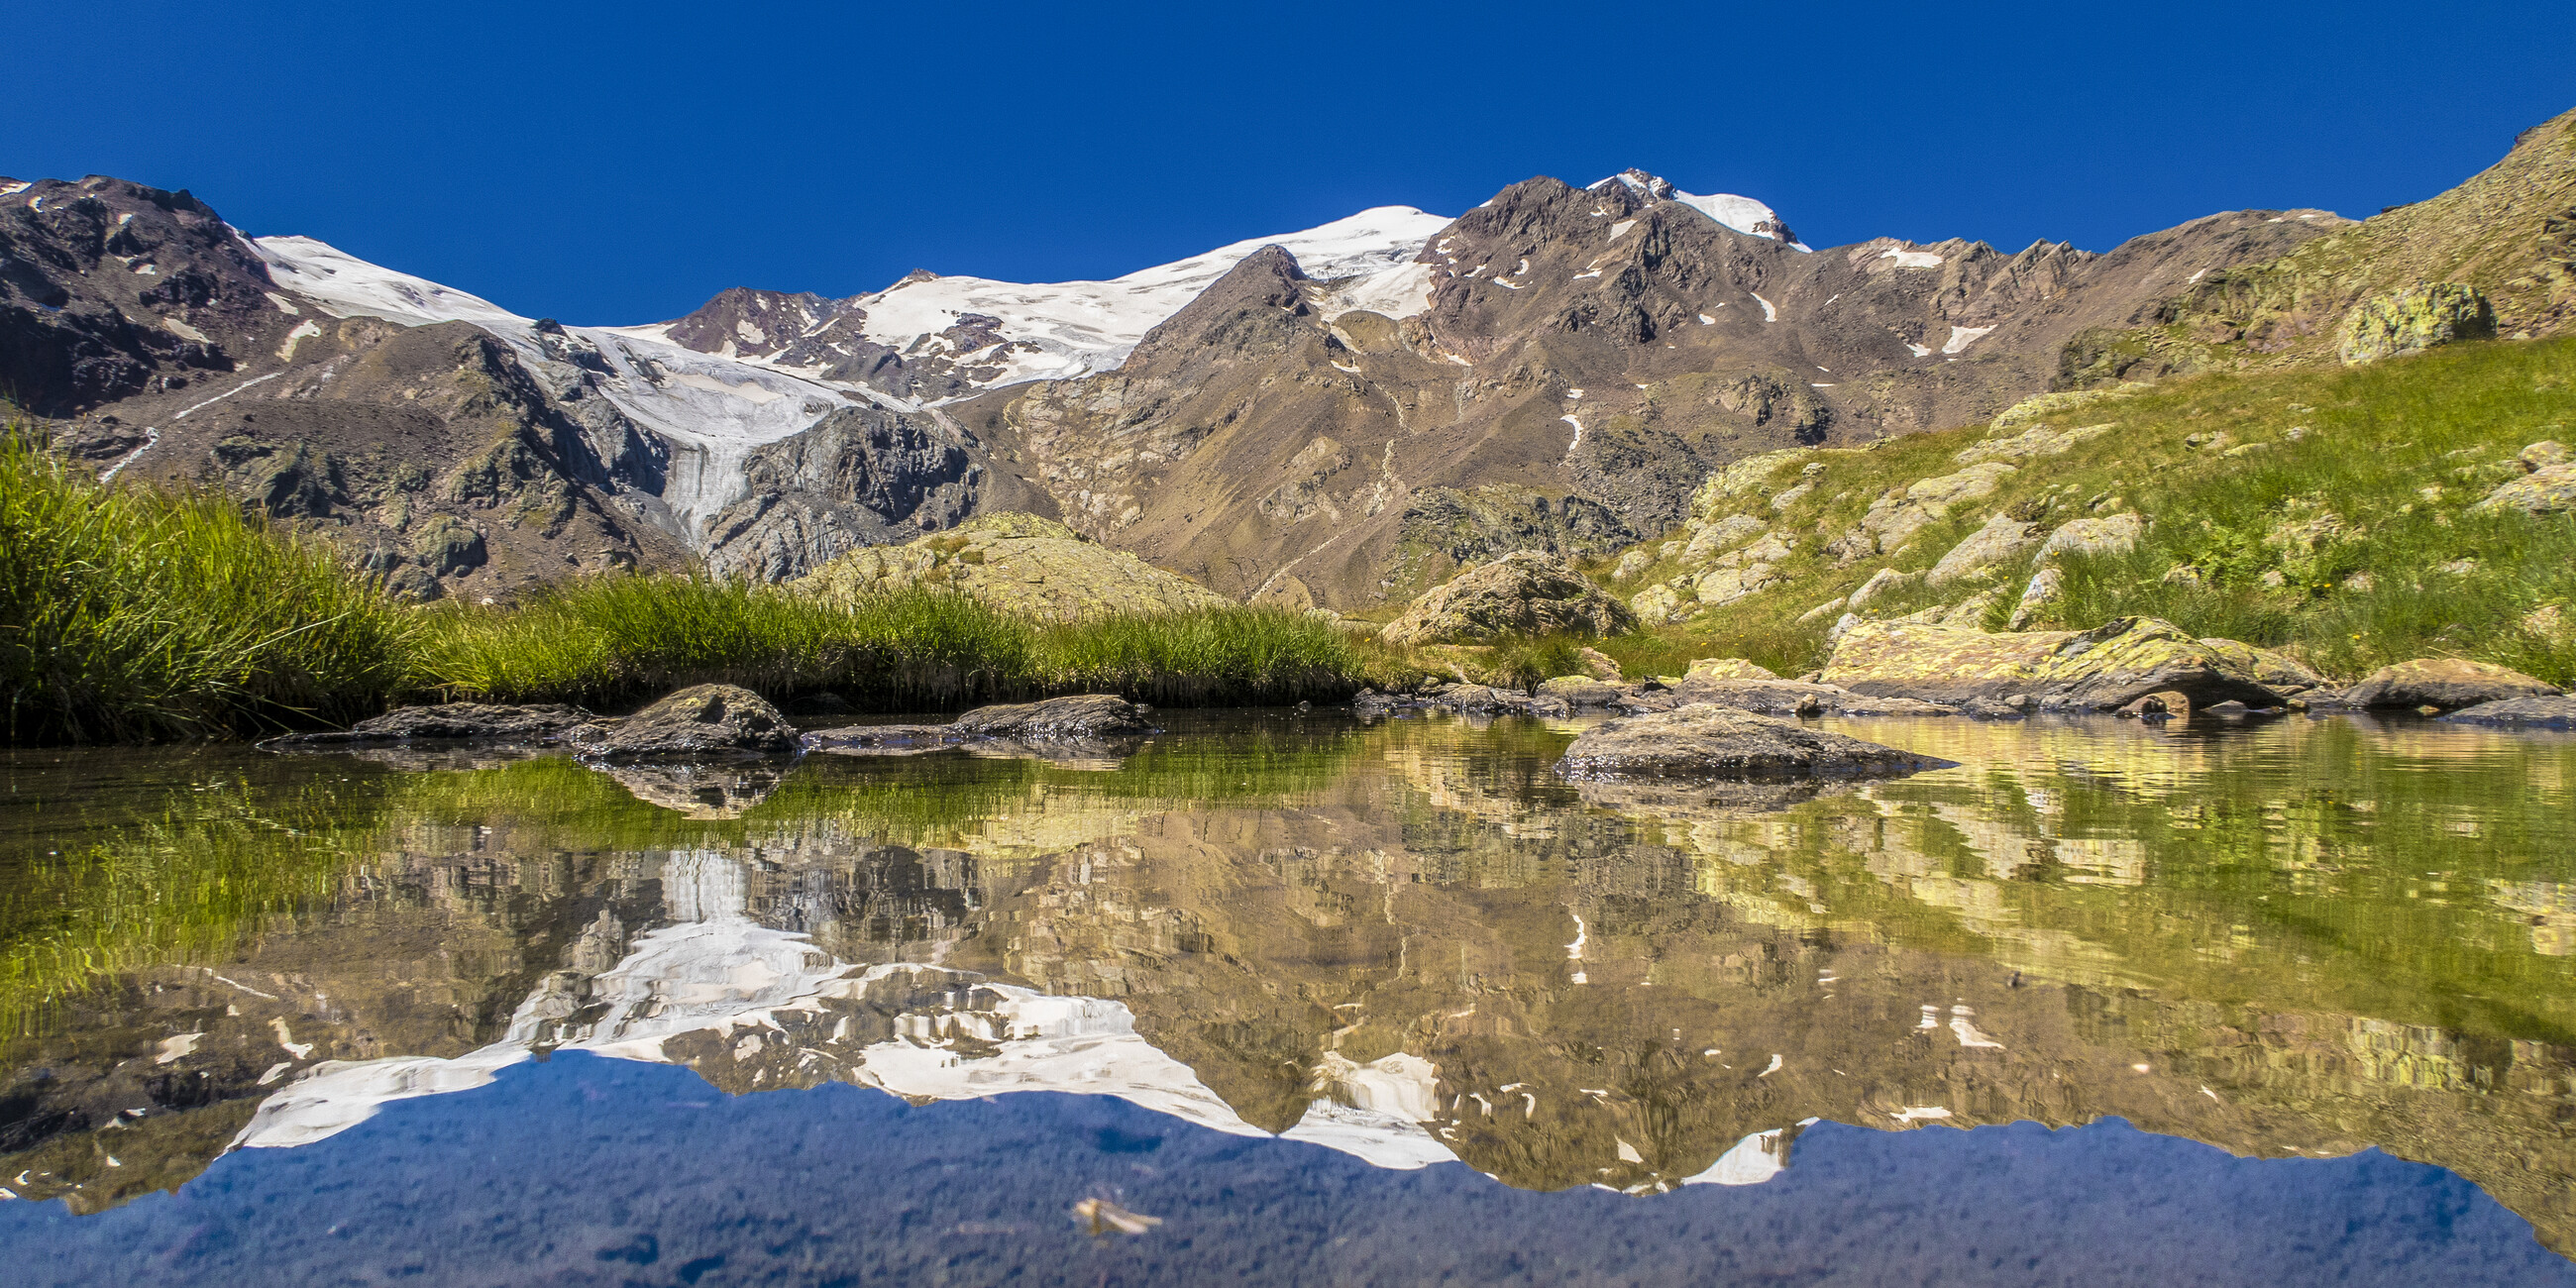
1;710;2570;1285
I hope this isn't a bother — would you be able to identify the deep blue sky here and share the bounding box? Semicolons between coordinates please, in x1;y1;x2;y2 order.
6;2;2569;324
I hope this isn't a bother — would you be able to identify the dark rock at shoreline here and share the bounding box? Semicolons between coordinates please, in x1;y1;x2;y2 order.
593;685;800;760
804;695;1156;758
1554;705;1951;782
2340;659;2561;711
2438;696;2576;729
263;702;603;749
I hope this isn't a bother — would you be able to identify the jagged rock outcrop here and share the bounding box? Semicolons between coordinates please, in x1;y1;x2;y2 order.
2337;283;2497;364
700;405;1040;582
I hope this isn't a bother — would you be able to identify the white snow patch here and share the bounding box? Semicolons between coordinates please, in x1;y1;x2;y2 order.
1317;262;1439;321
0;181;28;196
852;205;1449;393
2187;268;2208;282
1879;246;1943;269
277;319;321;361
1668;188;1808;250
1752;293;1777;323
1889;1106;1953;1125
1698;313;1715;325
1940;324;1996;355
1905;342;1932;358
1949;1005;2003;1049
1757;1053;1783;1077
1609;219;1637;240
1561;413;1584;456
162;317;208;343
154;1032;202;1065
1681;1127;1790;1186
264;291;301;315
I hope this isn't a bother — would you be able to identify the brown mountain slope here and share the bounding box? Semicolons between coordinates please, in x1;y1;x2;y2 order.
962;175;2341;610
2065;104;2576;382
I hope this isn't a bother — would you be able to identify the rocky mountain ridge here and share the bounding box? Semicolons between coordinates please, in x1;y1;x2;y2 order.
9;113;2567;606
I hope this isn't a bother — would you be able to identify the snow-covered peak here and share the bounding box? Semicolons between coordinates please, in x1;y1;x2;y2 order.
843;204;1451;390
1593;170;1808;251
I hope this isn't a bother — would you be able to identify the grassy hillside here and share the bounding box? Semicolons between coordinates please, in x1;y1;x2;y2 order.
1586;334;2576;685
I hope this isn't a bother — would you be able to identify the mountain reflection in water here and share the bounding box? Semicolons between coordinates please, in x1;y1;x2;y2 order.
0;710;2571;1282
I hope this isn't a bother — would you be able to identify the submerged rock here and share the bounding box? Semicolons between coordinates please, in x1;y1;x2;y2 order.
595;763;786;818
949;695;1155;740
1555;705;1949;782
264;702;602;749
2338;659;2561;711
805;695;1156;757
593;685;800;759
1381;551;1636;644
1819;616;2283;710
2439;696;2576;728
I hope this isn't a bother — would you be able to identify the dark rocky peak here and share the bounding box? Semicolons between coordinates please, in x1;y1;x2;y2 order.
663;286;851;359
1124;243;1317;370
1601;168;1676;201
0;174;288;415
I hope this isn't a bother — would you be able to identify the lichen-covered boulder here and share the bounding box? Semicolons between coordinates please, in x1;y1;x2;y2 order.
2337;283;2496;365
1683;658;1780;682
2197;638;2325;694
795;512;1230;622
265;702;600;749
1819;616;2283;710
594;685;799;759
1382;552;1636;644
2035;512;2144;565
2474;463;2576;515
1927;512;2045;586
1536;675;1622;707
1554;705;1949;781
2340;659;2560;710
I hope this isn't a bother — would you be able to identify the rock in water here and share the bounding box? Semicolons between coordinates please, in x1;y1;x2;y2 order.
1554;705;1949;781
264;702;600;748
803;695;1156;756
1819;616;2282;710
594;685;800;759
2439;696;2576;728
1381;551;1637;644
2339;659;2561;710
948;695;1154;740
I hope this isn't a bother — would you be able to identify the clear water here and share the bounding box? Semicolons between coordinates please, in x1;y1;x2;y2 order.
0;709;2570;1285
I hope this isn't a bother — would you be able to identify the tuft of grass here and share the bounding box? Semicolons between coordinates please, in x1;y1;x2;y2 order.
415;578;1380;712
1481;633;1591;693
0;427;414;743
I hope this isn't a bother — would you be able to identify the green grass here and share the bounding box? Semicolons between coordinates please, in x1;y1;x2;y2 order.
1591;335;2576;685
0;428;416;742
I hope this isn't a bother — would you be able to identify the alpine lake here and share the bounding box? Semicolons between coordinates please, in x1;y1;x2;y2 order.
1;706;2572;1286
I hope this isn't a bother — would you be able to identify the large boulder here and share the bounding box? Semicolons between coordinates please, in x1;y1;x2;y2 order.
264;702;600;749
1926;512;2045;586
794;512;1230;622
593;685;800;759
2197;638;2325;694
2337;283;2496;365
1819;616;2283;710
2475;463;2576;515
2035;512;2144;565
1554;705;1949;781
1381;552;1636;644
2338;659;2561;710
2439;696;2576;728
